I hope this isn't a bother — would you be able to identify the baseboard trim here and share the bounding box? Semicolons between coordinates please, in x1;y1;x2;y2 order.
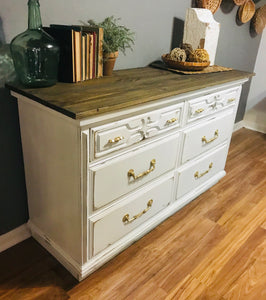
233;121;244;132
243;122;266;134
0;224;31;253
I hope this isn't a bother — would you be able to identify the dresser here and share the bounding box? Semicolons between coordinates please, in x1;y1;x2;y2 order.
7;67;252;281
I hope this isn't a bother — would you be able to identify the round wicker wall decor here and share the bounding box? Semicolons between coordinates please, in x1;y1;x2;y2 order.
251;5;266;34
238;0;256;23
233;0;247;5
196;0;222;14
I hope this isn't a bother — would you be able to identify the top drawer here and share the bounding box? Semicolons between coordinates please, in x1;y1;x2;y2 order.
186;87;241;123
91;103;183;159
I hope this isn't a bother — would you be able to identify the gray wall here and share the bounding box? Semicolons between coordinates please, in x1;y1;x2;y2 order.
0;0;264;235
245;29;266;111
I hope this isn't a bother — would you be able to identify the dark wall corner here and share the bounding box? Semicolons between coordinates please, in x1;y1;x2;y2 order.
0;87;28;235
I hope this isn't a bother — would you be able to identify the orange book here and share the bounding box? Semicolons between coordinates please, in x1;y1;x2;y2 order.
73;30;82;82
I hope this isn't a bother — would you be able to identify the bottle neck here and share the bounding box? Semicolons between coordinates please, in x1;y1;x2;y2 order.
28;0;42;30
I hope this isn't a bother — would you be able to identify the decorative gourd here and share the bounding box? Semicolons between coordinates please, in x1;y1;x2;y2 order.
180;43;194;57
188;49;210;62
169;48;187;62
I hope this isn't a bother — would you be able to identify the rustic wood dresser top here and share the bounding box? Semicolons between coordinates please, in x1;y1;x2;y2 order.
6;67;253;119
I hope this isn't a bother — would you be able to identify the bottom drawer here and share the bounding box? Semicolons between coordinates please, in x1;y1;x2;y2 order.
177;144;228;198
91;176;174;256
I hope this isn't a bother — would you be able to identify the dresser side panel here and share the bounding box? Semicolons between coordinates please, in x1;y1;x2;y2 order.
17;97;83;264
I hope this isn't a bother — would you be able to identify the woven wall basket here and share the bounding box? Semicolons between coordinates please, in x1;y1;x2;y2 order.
233;0;247;5
251;5;266;34
238;0;255;23
196;0;222;14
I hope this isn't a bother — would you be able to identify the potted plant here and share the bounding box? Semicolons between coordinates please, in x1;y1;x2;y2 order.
87;16;135;76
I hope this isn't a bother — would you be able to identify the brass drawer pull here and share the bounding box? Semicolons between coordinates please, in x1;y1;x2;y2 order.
128;159;156;180
108;136;124;144
194;163;213;179
195;108;204;114
122;199;153;224
202;129;219;144
228;98;236;103
166;117;177;124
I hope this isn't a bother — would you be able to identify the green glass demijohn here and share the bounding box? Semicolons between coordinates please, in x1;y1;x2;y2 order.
10;0;59;87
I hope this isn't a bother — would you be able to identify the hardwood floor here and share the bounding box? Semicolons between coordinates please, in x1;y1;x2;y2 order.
0;128;265;300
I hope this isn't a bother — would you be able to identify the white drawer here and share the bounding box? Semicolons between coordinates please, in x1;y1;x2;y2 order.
91;176;174;255
182;110;235;163
91;103;183;159
90;133;180;210
187;87;240;123
177;144;228;198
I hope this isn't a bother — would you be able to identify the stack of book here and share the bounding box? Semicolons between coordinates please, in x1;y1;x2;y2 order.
44;24;104;83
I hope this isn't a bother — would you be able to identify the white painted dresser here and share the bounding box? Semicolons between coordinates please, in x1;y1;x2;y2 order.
8;67;252;280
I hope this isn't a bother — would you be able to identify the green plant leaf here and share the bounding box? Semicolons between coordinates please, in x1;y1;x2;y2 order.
86;16;135;54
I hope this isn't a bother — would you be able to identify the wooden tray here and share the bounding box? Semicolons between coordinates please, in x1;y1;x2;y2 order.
162;55;210;71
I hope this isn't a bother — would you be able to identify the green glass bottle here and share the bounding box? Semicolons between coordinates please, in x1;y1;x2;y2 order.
10;0;59;87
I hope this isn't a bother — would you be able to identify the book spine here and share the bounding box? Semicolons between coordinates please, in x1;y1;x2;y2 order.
71;30;75;82
82;34;86;81
74;31;82;82
92;32;96;79
89;34;93;80
97;28;103;78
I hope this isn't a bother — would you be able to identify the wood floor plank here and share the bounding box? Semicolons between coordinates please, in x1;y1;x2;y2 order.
164;274;223;300
191;198;266;286
124;282;168;300
216;185;265;231
223;239;266;300
208;226;266;296
0;239;48;284
155;224;227;293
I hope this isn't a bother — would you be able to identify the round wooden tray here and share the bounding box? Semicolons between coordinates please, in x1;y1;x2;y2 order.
196;0;222;14
162;55;210;71
238;0;255;23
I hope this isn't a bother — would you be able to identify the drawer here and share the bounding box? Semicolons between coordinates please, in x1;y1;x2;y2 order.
90;133;180;210
182;110;234;163
187;87;240;123
177;144;228;198
91;103;183;159
91;176;174;255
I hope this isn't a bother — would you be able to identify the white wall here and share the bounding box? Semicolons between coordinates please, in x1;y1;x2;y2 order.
246;29;266;111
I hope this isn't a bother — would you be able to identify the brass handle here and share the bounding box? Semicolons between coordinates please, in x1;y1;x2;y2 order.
202;130;219;144
228;98;236;103
108;136;124;144
166;117;177;124
194;163;213;179
128;159;156;180
122;199;153;224
195;108;204;114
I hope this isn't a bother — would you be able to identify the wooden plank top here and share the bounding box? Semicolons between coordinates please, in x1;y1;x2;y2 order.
6;67;253;120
